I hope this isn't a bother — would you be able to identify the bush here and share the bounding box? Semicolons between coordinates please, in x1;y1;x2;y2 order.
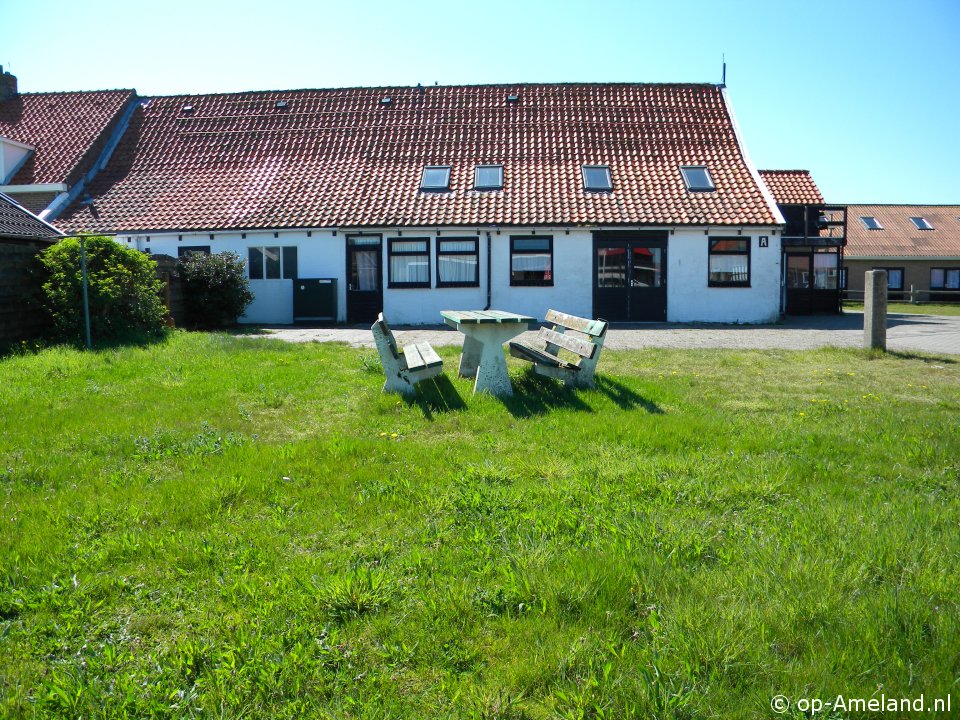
37;236;167;342
178;251;253;328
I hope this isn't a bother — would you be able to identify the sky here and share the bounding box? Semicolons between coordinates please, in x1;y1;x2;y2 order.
4;0;959;205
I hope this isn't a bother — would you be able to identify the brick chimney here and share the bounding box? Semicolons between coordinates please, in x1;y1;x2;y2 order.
0;66;18;100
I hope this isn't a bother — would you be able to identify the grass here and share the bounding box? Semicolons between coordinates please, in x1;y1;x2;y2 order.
1;331;958;719
843;301;960;316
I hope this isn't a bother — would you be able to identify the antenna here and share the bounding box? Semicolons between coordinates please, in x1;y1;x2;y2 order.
721;54;727;87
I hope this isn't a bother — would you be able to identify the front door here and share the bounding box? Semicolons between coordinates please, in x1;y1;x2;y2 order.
593;232;667;321
785;253;812;315
346;235;382;323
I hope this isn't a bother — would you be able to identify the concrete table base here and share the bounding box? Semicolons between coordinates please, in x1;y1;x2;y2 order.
456;324;529;396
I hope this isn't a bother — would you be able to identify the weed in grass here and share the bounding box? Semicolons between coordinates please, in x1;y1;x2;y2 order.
316;569;395;622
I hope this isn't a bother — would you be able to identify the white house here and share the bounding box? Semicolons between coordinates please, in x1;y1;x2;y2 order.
4;76;788;325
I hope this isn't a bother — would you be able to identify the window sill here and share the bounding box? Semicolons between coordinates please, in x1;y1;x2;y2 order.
387;283;431;289
436;283;480;289
708;282;751;288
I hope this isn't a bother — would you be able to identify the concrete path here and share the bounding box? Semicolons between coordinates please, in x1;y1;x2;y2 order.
242;312;960;356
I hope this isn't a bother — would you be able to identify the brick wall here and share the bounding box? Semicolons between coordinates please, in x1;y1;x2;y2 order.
0;240;51;345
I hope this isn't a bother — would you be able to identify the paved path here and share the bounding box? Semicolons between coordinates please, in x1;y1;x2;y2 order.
243;313;960;356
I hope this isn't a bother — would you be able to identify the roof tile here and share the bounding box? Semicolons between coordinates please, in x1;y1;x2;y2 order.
758;169;824;205
56;83;779;232
844;205;960;258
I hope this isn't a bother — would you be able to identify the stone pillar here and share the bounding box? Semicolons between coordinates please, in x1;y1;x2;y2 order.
864;270;887;350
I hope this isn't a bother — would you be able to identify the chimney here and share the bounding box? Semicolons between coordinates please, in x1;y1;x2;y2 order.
0;66;18;100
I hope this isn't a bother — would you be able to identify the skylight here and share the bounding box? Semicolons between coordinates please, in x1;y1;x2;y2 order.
860;216;883;230
420;166;451;191
910;216;934;230
582;165;612;192
680;165;715;192
475;165;503;190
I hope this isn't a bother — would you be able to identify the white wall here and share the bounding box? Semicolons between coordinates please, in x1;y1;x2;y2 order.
118;225;782;326
667;229;781;323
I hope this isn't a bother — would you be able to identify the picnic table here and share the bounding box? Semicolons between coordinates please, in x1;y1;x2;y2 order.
440;310;537;396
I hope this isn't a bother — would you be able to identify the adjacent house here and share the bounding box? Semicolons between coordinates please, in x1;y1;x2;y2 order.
843;205;960;302
758;170;846;314
0;192;63;343
4;71;796;325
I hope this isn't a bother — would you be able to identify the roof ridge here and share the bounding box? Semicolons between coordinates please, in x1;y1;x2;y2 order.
137;81;724;101
14;88;136;97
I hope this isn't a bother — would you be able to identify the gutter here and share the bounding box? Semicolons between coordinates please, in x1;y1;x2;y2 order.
41;95;143;222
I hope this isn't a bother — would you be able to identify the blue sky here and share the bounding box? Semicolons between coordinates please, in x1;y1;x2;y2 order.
5;0;959;204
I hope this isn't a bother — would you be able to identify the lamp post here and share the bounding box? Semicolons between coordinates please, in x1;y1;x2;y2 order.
79;236;92;349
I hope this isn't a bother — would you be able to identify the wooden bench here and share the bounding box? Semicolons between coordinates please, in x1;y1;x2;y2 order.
371;313;443;395
508;309;608;389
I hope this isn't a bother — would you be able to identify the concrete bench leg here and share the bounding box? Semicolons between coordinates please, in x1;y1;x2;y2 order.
458;334;483;378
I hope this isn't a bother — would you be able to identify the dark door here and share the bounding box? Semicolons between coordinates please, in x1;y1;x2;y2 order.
785;252;842;314
593;232;667;321
294;279;337;321
346;235;382;323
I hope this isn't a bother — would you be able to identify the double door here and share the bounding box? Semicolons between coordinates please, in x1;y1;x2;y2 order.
593;232;667;322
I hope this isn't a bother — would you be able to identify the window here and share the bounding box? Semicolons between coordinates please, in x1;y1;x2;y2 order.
474;165;503;190
582;165;612;191
177;245;211;258
813;251;839;289
248;246;297;280
874;267;904;291
420;166;451;191
860;216;884;230
388;238;430;288
510;236;553;286
909;216;934;230
436;237;479;287
681;165;716;192
708;237;750;287
931;268;960;289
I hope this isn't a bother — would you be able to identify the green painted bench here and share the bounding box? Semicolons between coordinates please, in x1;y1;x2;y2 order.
508;309;608;389
371;313;443;395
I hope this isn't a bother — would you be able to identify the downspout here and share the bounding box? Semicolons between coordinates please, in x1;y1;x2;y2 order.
483;231;492;310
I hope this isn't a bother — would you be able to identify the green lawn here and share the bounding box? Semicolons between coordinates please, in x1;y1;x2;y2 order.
1;333;958;719
844;301;960;316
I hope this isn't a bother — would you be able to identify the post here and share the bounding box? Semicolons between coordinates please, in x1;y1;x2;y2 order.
863;270;887;350
79;236;92;349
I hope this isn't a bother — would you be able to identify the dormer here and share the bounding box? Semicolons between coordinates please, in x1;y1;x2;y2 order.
0;136;35;184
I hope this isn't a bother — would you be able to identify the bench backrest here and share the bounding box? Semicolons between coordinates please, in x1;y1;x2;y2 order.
371;313;401;361
545;309;608;338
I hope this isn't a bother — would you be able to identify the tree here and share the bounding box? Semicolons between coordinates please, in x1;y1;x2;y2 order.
178;251;253;328
37;236;167;342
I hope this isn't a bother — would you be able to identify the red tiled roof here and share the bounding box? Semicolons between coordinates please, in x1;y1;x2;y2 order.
0;193;63;241
844;205;960;258
55;83;779;233
758;170;824;205
0;90;135;186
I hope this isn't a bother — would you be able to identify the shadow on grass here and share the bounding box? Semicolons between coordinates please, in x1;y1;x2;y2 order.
886;350;957;365
1;329;170;359
406;375;467;419
497;371;664;418
594;375;664;413
497;370;595;418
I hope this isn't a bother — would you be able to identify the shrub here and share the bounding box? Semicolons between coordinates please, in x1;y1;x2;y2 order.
37;236;167;342
178;252;253;328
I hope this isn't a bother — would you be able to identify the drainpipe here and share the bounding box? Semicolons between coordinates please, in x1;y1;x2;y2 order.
483;231;492;310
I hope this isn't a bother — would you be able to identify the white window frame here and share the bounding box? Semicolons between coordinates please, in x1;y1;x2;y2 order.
680;165;716;192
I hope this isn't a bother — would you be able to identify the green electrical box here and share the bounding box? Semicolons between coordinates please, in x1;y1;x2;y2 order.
293;278;337;322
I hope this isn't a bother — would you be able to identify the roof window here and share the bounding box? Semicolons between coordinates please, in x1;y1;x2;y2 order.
181;104;194;114
680;165;715;192
275;100;288;110
475;165;503;190
421;166;451;191
380;97;393;106
909;216;934;230
582;165;612;192
506;94;519;104
860;216;884;230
